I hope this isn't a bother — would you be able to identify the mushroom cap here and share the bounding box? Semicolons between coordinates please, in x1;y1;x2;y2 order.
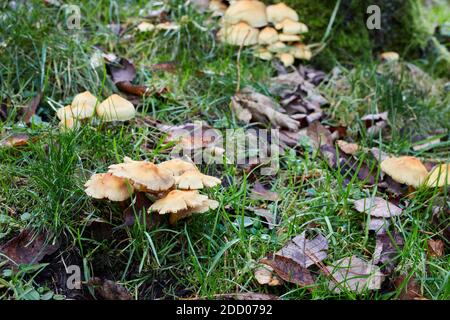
258;27;279;45
254;47;273;61
108;158;174;192
96;94;136;122
278;33;301;42
380;51;399;62
168;199;219;225
223;0;268;28
426;164;450;187
84;173;133;201
157;158;198;176
149;190;208;214
137;22;155;32
59;117;80;131
72;91;98;109
267;41;286;53
57;91;98;121
218;22;260;46
266;3;298;24
209;0;228;16
175;170;221;190
380;156;428;188
278;19;308;34
277;52;295;67
290;43;312;60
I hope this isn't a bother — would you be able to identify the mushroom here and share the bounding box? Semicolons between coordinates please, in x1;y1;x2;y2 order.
157;158;198;176
209;0;228;16
426;164;450;187
276;19;308;34
149;190;208;214
218;22;260;46
56;91;98;121
175;170;221;190
253;47;273;61
290;43;312;60
267;41;286;53
96;94;136;122
277;52;295;67
380;51;399;62
137;22;155;32
223;0;268;28
168;199;219;225
59;117;80;131
380;156;428;188
266;2;299;24
278;34;301;42
84;173;133;201
108;157;174;192
258;27;279;45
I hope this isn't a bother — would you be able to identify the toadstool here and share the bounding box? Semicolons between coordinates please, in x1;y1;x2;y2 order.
84;173;133;201
380;156;428;188
149;190;208;214
175;170;221;190
96;94;136;122
223;0;268;28
426;164;450;187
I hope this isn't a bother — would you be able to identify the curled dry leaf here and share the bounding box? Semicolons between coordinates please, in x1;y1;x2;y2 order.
372;230;404;275
260;254;314;287
326;256;384;293
22;92;42;124
427;239;444;258
250;181;280;201
354;197;403;218
277;232;328;268
231;87;299;131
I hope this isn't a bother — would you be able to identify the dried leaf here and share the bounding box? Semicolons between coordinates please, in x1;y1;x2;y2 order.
108;58;136;84
1;134;30;148
249;207;276;229
254;265;282;286
354;197;402;218
277;232;328;268
427;239;444;258
372;230;404;274
326;256;384;293
393;275;426;300
250;182;280;202
23;92;42;124
88;278;132;300
337;140;359;155
261;254;315;287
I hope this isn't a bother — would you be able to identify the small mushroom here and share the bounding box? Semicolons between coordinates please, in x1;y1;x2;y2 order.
278;34;301;42
277;52;295;67
218;22;260;46
108;157;174;192
209;0;228;16
175;170;221;190
84;173;133;201
276;19;308;34
96;94;136;122
157;158;198;176
266;3;299;24
56;91;98;121
168;199;219;225
380;51;399;62
149;190;208;214
426;164;450;187
258;27;279;45
254;47;273;61
290;43;312;60
380;156;428;188
223;0;268;28
59;117;80;131
137;22;155;32
267;41;286;53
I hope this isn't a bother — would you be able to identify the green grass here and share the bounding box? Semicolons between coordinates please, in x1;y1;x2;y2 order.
0;0;449;300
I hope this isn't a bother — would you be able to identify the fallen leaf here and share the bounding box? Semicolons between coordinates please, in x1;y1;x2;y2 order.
123;192;165;229
1;134;30;148
150;61;177;73
368;217;390;234
393;274;426;300
260;254;315;287
306;121;333;150
354;197;403;218
0;230;59;267
22;92;42;124
277;232;328;268
249;207;277;229
372;230;404;274
107;58;151;97
361;112;388;136
326;256;384;293
88;278;132;300
250;182;280;201
337;140;359;155
427;239;444;258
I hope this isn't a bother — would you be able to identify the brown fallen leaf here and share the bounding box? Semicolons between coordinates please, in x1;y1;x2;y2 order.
0;229;59;267
231;87;299;131
277;232;328;268
1;134;30;148
361;112;388;136
123;192;165;229
368;217;391;234
427;239;444;258
354;197;403;218
22;92;42;124
372;230;404;275
249;207;277;229
260;254;314;287
393;274;426;300
107;58;151;97
250;182;280;202
306;121;333;150
150;61;177;73
88;278;132;300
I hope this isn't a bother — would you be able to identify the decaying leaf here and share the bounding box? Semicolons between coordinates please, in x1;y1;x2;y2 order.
368;217;390;234
250;182;280;201
107;58;150;97
22;92;43;124
231;87;299;131
88;278;132;300
361;112;388;136
337;140;359;155
372;230;404;274
393;274;426;300
277;232;328;268
1;134;30;148
354;197;403;218
0;229;59;267
249;207;277;229
427;239;444;258
326;256;384;293
260;254;315;287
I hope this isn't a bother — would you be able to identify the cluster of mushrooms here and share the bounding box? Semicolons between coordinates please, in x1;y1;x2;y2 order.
85;157;221;225
380;156;450;189
56;91;136;130
217;1;311;67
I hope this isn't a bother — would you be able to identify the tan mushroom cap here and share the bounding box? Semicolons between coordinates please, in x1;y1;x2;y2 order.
84;173;133;201
277;19;308;34
96;94;136;122
426;164;450;187
223;0;268;28
157;158;198;176
108;157;174;192
149;190;208;214
278;33;301;42
380;156;428;187
209;0;228;16
258;27;279;45
380;51;399;62
72;91;98;108
59;117;81;131
219;22;260;46
57;91;98;120
137;22;155;32
168;199;219;225
267;41;286;53
175;170;221;190
266;3;298;24
254;47;273;61
277;52;295;67
290;43;312;60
